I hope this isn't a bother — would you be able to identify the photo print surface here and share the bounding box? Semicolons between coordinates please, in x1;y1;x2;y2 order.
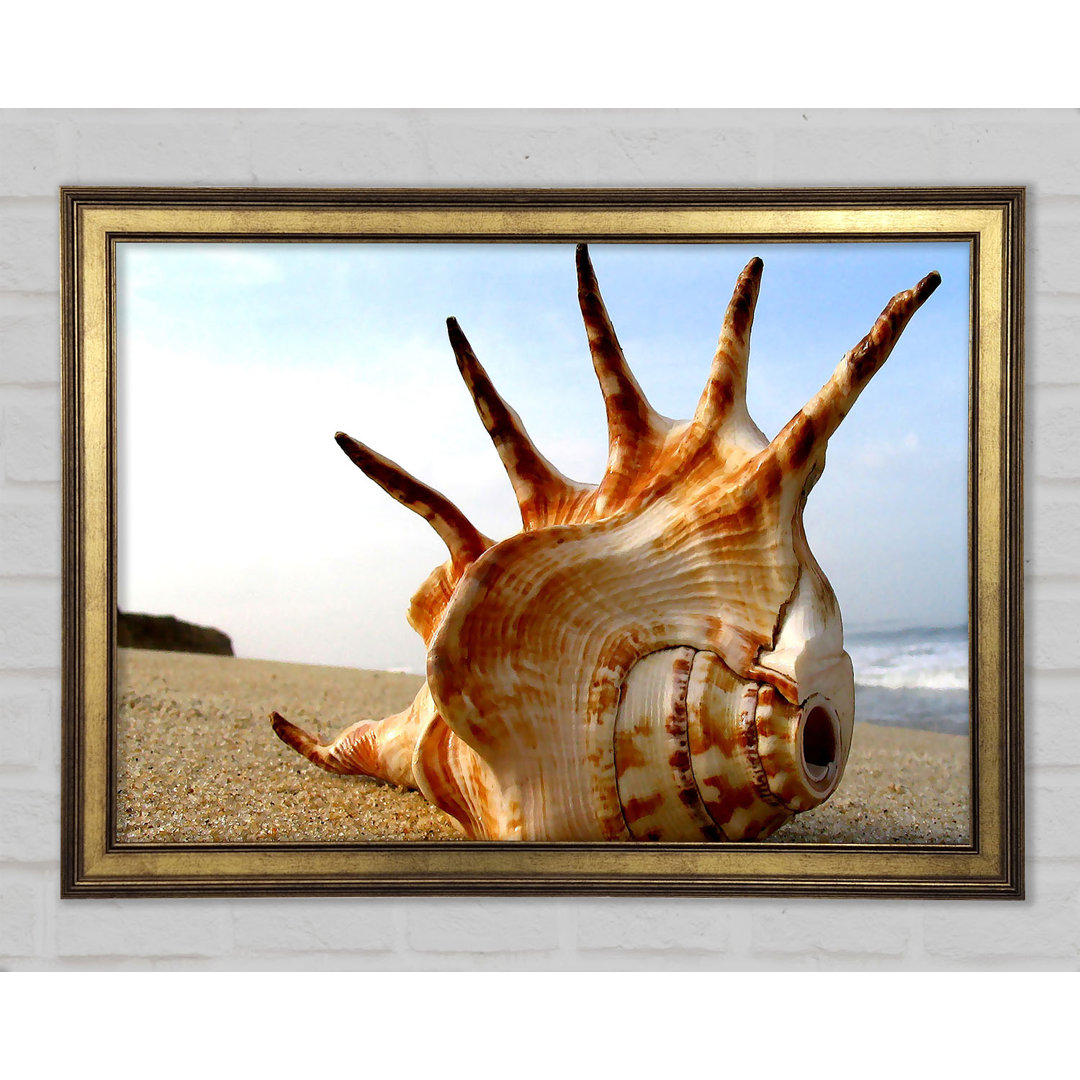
115;240;971;845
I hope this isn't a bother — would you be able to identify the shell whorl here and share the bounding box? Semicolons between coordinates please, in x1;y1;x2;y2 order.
271;247;940;841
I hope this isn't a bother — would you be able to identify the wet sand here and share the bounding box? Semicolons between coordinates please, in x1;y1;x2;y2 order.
116;648;970;845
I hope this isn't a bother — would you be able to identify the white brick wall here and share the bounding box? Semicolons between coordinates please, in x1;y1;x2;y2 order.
1;108;1077;970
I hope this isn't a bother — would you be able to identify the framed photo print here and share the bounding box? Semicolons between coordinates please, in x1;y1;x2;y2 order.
61;187;1024;896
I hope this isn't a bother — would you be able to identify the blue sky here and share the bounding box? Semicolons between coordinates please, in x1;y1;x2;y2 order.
116;240;971;671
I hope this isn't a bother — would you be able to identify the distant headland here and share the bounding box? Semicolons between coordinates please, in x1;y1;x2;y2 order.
117;611;233;657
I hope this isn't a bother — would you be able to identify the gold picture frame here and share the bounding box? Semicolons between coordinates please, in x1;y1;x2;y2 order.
61;187;1024;897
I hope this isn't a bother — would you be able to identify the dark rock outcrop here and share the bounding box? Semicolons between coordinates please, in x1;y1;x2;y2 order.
117;611;234;656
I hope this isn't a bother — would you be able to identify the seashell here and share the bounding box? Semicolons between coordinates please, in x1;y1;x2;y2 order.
271;246;940;841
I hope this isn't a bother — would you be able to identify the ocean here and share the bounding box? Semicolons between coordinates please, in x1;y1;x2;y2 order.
846;624;969;735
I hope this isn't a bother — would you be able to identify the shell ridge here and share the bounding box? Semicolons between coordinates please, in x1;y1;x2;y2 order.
613;646;727;841
684;657;793;840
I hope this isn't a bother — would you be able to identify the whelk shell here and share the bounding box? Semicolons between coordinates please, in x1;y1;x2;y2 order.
271;246;940;841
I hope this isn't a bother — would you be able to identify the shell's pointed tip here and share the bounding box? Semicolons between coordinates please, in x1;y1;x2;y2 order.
446;318;470;364
747;255;764;273
335;431;362;455
270;710;297;739
271;712;320;757
920;270;942;298
576;242;588;254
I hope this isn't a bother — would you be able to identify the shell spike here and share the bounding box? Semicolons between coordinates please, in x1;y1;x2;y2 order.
270;711;361;775
446;317;580;527
763;269;941;492
271;681;439;789
335;431;488;573
692;256;764;432
577;244;667;509
576;244;658;442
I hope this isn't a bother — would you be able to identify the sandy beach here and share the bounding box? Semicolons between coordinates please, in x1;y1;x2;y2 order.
116;648;970;846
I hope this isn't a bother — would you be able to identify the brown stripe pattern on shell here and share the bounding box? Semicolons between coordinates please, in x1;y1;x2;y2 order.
271;247;941;841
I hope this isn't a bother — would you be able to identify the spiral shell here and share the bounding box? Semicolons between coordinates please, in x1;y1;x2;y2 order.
271;246;940;841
